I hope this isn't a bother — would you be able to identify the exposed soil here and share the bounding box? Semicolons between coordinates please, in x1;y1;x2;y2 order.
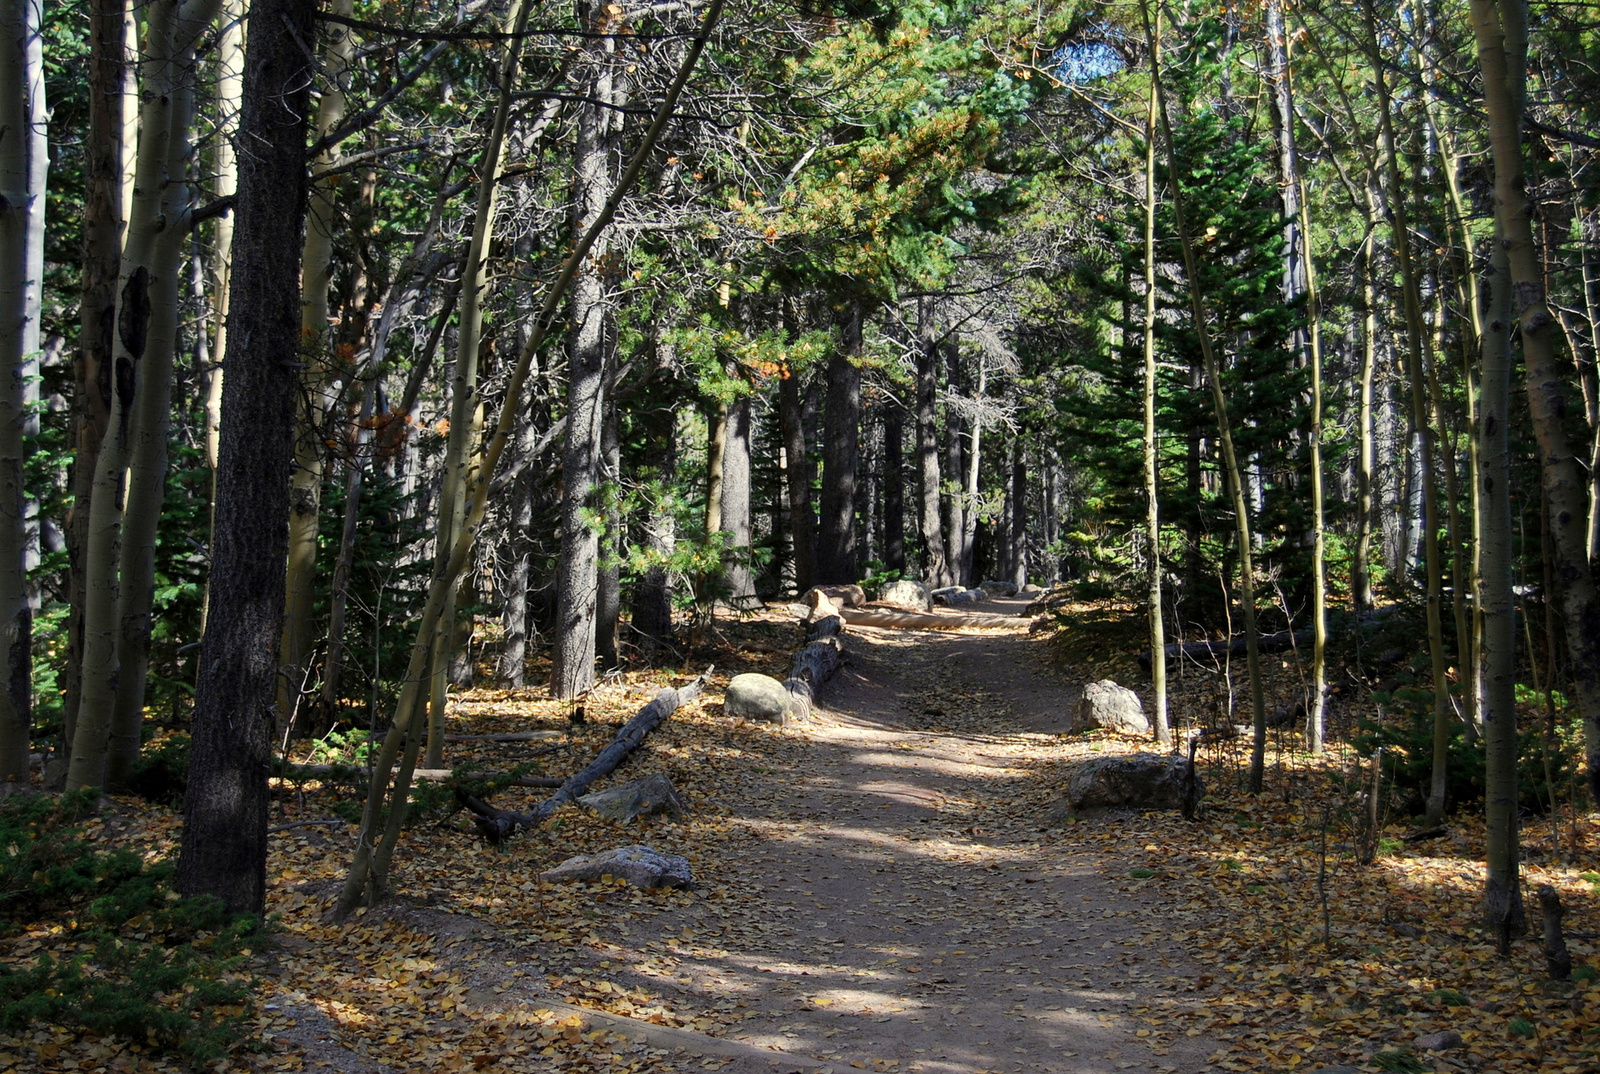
570;597;1221;1073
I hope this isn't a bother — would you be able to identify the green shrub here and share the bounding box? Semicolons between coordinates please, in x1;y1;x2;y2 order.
0;792;257;1061
1353;688;1579;815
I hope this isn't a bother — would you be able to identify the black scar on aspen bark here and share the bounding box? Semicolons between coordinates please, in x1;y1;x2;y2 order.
117;266;150;361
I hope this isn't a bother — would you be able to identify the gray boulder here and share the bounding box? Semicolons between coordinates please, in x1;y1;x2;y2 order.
724;672;795;723
1073;679;1149;734
801;584;865;608
540;845;693;890
1019;582;1043;596
980;579;1019;597
1059;752;1198;813
577;773;687;824
877;578;933;612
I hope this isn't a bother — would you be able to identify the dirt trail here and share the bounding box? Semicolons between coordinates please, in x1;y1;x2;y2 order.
626;599;1219;1074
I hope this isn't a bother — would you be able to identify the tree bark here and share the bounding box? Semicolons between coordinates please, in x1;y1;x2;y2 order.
817;305;861;584
942;337;967;586
62;0;135;774
552;10;619;699
0;0;47;781
597;393;622;667
779;358;817;593
913;299;949;586
1139;37;1169;747
883;398;905;573
1476;221;1525;940
278;0;358;737
1008;437;1027;588
721;394;756;604
1363;0;1453;827
1471;0;1600;806
69;0;220;790
176;0;318;917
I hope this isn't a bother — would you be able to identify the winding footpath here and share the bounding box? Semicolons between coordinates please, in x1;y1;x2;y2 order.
635;599;1221;1074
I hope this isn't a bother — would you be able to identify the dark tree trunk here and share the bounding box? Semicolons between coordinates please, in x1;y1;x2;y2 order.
497;417;537;688
779;362;817;593
176;0;317;918
722;393;755;603
816;305;861;584
596;395;621;669
1010;436;1027;588
552;22;615;699
915;300;949;586
884;400;905;572
632;423;676;655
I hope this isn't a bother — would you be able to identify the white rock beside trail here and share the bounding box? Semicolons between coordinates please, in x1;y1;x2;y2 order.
1073;679;1149;734
724;672;795;723
540;845;693;890
877;578;933;611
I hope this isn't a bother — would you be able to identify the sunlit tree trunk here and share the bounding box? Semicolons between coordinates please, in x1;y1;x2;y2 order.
721;394;755;604
1353;189;1379;614
203;0;243;479
0;0;46;781
69;0;220;790
914;298;950;587
1471;0;1600;805
176;0;318;918
1140;29;1168;748
1364;0;1452;825
105;24;212;787
942;337;966;585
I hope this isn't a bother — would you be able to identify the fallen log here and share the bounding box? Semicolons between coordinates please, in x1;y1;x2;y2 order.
838;606;1022;631
784;602;845;720
458;667;712;842
1139;629;1313;670
444;731;564;743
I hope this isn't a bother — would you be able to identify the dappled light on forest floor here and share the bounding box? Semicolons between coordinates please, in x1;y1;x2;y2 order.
2;604;1597;1072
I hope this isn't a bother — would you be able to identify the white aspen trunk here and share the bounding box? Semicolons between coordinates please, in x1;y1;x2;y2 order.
426;0;531;757
68;0;219;791
278;0;357;734
1472;0;1600;808
1363;0;1454;825
104;22;212;787
203;0;243;475
338;0;728;914
1140;25;1168;747
0;0;47;781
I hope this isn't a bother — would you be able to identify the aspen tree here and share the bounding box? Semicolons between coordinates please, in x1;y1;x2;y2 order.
69;0;222;791
338;0;728;914
279;0;358;735
1140;12;1169;747
0;0;46;781
1470;0;1600;806
1361;0;1453;825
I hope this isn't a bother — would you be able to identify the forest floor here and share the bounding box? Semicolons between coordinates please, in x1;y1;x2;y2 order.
5;597;1600;1073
